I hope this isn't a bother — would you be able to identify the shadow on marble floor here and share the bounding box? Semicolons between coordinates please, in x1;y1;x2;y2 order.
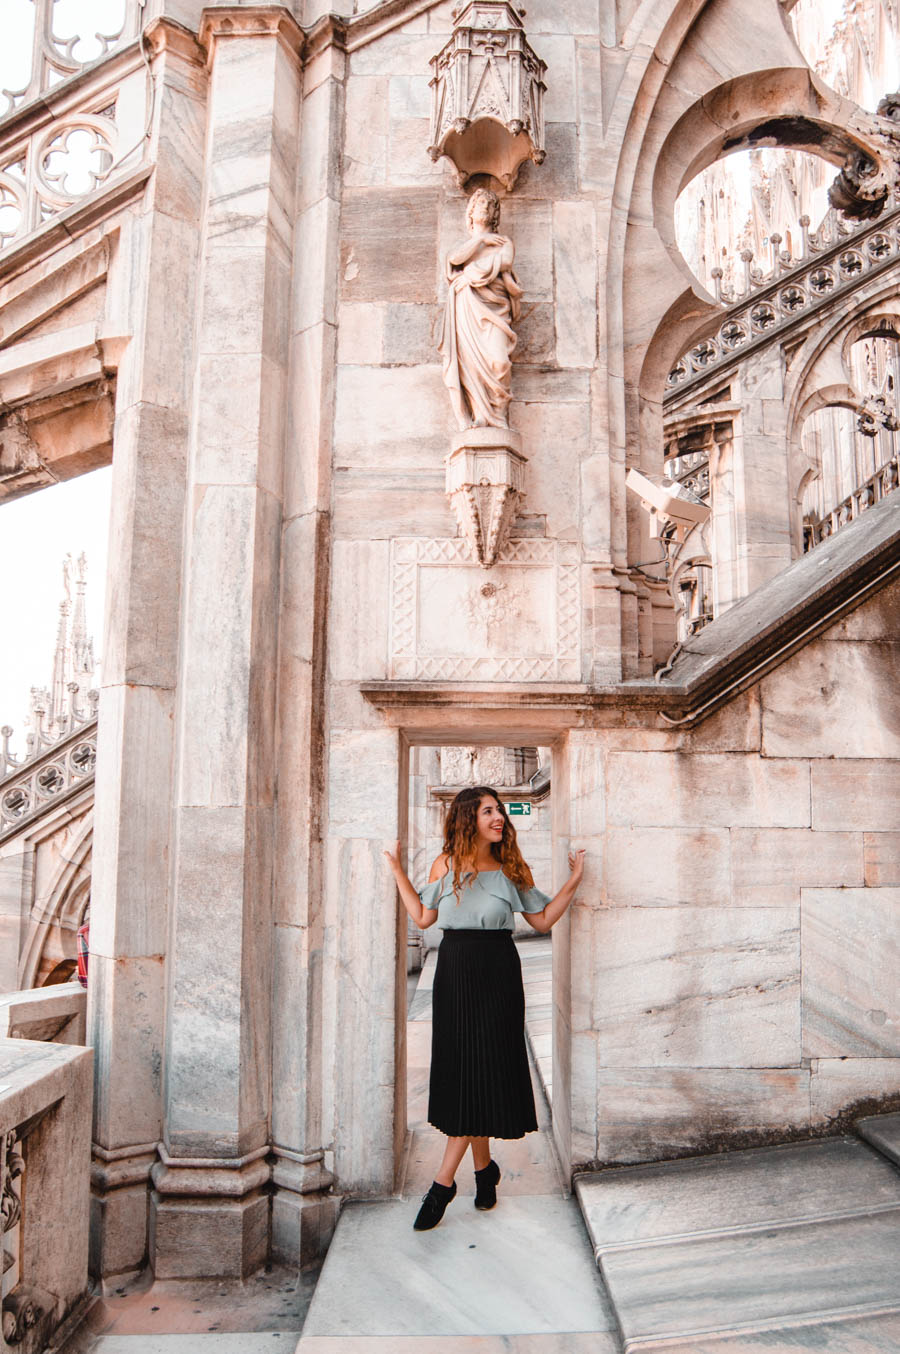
55;1267;318;1353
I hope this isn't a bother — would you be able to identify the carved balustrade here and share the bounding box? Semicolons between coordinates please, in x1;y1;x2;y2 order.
0;1038;92;1353
0;706;97;843
667;203;900;394
804;448;900;550
0;0;145;256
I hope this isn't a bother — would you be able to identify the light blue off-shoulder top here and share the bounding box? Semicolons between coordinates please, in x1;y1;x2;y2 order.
417;868;551;931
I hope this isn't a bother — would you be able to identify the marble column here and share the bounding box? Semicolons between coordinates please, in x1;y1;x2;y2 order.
149;9;302;1279
269;20;345;1270
87;20;207;1283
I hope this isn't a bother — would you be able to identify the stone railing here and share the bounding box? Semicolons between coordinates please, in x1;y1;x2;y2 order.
0;1037;92;1353
666;203;900;395
804;448;900;551
0;709;97;843
0;985;87;1047
0;0;146;256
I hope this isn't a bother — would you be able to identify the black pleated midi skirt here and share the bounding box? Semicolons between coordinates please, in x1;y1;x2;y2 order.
428;928;538;1139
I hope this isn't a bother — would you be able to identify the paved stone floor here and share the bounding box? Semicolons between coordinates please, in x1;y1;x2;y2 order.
60;936;900;1353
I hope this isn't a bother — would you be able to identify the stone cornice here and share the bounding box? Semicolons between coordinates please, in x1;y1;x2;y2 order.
143;17;207;68
198;5;305;67
344;0;441;53
304;14;348;64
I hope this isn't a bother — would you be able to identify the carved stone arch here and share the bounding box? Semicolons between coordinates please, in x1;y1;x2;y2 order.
639;67;884;424
785;286;900;460
782;286;900;546
838;307;900;367
18;811;93;990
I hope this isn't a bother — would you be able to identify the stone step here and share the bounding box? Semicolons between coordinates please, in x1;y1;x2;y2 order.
575;1134;900;1352
602;1207;900;1349
858;1111;900;1169
575;1136;900;1252
298;1338;618;1353
294;1195;616;1350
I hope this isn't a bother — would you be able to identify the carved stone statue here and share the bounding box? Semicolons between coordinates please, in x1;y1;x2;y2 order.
440;188;522;430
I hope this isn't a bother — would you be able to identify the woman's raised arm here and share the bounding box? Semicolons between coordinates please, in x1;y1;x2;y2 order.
383;840;440;929
522;849;585;934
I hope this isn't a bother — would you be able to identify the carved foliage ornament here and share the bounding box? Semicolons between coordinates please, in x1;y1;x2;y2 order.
428;3;546;190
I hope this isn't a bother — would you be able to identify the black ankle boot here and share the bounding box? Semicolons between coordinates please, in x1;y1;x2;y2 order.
474;1159;501;1210
413;1179;457;1230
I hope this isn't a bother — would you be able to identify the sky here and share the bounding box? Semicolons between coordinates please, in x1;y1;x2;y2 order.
0;468;112;743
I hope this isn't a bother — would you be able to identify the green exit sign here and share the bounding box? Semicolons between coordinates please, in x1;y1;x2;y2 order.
506;802;531;817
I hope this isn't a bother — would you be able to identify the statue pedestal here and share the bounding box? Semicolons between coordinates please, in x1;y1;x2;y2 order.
445;427;528;568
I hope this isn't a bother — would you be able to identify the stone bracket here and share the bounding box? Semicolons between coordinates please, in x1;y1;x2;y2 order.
446;426;528;567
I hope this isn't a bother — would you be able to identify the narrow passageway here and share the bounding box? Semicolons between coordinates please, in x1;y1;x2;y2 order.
296;934;618;1352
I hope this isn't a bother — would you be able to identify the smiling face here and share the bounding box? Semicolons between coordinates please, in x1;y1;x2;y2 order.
475;794;505;847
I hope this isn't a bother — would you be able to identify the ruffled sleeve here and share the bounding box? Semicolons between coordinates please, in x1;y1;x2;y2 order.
417;878;444;911
509;881;551;914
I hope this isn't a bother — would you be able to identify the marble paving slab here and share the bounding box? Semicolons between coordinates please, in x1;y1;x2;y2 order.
301;1197;616;1338
633;1311;900;1352
576;1138;900;1252
857;1112;900;1168
88;1338;300;1352
298;1336;619;1353
600;1208;900;1345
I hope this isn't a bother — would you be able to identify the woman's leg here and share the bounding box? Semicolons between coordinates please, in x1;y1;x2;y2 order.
434;1135;472;1186
469;1136;491;1170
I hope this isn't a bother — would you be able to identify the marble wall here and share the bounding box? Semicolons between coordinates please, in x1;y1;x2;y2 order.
564;579;900;1166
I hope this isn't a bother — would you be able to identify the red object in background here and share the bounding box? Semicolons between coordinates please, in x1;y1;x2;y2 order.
76;922;89;988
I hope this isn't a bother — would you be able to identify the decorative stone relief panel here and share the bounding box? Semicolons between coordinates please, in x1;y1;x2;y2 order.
390;538;579;681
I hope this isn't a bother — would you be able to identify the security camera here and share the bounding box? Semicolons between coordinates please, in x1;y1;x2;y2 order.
625;468;710;542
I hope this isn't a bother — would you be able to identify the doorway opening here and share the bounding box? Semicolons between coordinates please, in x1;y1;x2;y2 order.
399;739;566;1200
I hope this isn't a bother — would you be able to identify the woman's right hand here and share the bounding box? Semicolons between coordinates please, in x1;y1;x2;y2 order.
568;848;586;885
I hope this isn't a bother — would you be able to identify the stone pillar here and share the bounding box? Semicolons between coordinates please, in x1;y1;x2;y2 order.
269;19;345;1270
714;348;793;612
149;9;302;1279
323;727;407;1195
87;21;207;1283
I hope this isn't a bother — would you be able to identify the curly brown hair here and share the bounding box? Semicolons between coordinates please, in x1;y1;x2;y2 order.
442;786;534;901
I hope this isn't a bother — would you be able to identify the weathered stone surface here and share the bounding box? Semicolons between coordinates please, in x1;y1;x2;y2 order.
730;829;864;906
812;761;900;832
865;832;900;886
594;1067;811;1163
594;907;800;1068
811;1059;900;1123
606;827;731;907
761;639;900;758
607;753;810;828
340;189;439;303
802;887;900;1058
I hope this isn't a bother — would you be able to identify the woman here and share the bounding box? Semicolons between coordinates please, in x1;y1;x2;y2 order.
384;786;585;1231
439;188;523;430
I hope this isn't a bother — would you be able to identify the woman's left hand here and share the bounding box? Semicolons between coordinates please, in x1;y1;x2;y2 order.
568;848;585;884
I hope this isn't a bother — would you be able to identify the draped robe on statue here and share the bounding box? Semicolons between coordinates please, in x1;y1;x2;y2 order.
440;231;523;429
